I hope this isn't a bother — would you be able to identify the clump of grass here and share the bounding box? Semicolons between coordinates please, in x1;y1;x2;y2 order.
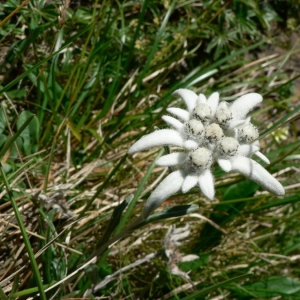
0;0;300;299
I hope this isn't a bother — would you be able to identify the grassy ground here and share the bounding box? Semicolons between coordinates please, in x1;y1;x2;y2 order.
1;0;300;299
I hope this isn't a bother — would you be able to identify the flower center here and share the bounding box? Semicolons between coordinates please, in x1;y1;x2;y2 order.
193;103;212;124
190;147;212;169
219;137;239;156
187;119;205;138
215;106;232;128
238;124;259;143
205;123;224;143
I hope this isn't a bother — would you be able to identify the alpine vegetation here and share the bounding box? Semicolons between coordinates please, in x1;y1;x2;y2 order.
128;89;285;217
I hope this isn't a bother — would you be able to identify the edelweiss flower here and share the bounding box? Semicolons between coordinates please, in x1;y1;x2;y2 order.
164;224;199;282
129;89;285;217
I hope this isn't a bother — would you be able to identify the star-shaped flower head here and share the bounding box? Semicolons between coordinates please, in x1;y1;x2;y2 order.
129;89;285;218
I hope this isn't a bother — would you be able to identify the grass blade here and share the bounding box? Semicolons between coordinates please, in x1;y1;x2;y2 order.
0;114;34;160
181;273;250;300
0;24;92;94
0;165;47;300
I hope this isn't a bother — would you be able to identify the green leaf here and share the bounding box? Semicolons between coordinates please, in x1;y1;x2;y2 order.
0;24;92;94
0;110;6;134
0;114;34;160
240;276;300;298
99;195;133;243
5;88;26;99
179;255;210;272
17;111;39;155
248;195;300;212
223;180;259;200
2;163;12;173
195;180;258;252
141;204;199;226
9;136;23;159
0;134;6;147
181;273;250;300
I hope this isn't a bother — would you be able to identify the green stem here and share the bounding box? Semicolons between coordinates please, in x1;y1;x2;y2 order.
90;215;145;260
0;164;47;300
0;285;8;300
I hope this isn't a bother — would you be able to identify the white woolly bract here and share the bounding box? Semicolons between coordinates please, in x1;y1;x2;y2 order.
162;115;185;131
254;151;270;164
184;140;199;150
142;170;185;218
218;158;232;172
230;93;262;120
231;156;285;196
237;144;260;156
173;89;197;113
181;254;200;262
198;169;215;200
155;152;187;166
167;107;190;121
128;129;184;154
182;174;198;193
197;93;207;104
207;92;219;116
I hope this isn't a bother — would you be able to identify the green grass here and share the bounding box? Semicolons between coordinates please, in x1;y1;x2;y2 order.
0;0;300;299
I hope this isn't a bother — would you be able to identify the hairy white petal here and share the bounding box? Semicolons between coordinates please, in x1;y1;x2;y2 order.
162;115;185;131
142;170;185;218
170;229;190;242
170;266;191;280
218;158;232;172
181;254;200;262
128;129;184;154
184;140;198;150
165;249;172;258
171;223;190;235
254;151;270;164
156;152;188;166
207;92;219;115
173;89;198;112
197;93;207;104
230;93;263;120
245;116;251;124
218;101;228;109
198;169;215;200
167;107;190;121
231;156;285;196
237;144;260;156
253;140;260;147
228;119;247;129
182;174;198;193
